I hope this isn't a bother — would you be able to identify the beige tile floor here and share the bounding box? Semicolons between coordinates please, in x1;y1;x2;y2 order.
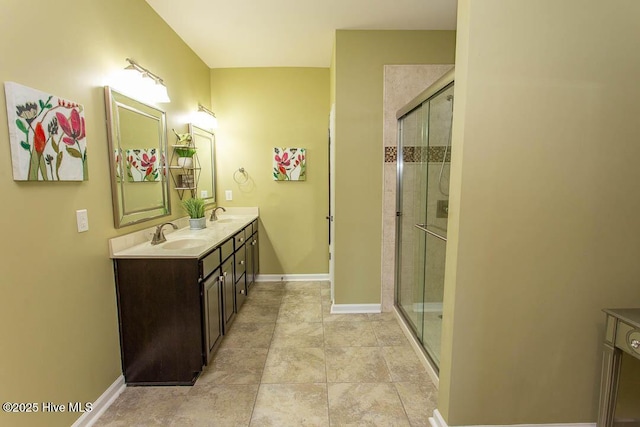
95;281;437;426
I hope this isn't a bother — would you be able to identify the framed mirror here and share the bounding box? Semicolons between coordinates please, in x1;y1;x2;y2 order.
104;87;170;228
189;124;216;204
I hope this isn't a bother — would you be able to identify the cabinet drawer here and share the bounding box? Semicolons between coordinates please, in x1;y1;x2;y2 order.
251;219;258;235
201;248;220;279
234;230;246;249
235;246;246;282
220;238;234;263
615;321;640;359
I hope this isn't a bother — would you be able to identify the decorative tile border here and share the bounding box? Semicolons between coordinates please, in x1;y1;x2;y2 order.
384;146;451;163
384;146;397;162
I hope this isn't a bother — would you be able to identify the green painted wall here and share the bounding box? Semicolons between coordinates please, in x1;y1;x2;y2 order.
439;0;640;423
210;68;330;275
333;30;456;304
0;1;210;426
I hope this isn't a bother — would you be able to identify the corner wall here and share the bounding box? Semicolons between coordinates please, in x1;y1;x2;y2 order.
333;30;456;305
0;1;211;426
439;0;640;423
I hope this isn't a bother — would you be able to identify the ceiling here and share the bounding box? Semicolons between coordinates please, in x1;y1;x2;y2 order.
146;0;457;68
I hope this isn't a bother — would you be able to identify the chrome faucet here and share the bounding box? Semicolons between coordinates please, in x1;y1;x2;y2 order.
151;222;178;245
210;206;226;221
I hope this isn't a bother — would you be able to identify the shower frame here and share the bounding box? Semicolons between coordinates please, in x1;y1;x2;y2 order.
394;69;454;375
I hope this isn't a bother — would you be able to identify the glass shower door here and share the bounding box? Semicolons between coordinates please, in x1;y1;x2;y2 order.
396;83;454;372
396;102;429;345
420;84;454;368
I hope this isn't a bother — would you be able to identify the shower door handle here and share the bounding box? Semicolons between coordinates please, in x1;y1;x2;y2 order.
414;223;447;242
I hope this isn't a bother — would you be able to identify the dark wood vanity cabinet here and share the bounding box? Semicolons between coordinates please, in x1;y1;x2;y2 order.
113;219;260;386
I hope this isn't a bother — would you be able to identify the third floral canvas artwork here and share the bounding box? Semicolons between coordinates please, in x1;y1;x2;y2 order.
273;147;306;181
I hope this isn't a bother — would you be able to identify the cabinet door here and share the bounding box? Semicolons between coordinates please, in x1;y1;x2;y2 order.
221;256;235;331
254;231;260;277
246;235;255;289
203;270;222;364
114;258;202;385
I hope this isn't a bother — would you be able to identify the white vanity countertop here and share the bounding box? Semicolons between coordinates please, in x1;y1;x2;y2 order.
109;207;258;259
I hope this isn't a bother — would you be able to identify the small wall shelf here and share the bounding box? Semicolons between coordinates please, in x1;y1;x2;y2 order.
169;144;201;200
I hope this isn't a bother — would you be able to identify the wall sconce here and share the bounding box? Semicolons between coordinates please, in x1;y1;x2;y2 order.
112;58;170;103
195;104;218;130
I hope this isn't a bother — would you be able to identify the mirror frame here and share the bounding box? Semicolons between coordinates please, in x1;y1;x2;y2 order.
104;86;171;228
189;124;216;205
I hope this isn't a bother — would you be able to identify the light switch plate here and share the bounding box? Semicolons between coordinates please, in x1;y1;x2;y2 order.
201;190;208;198
225;190;233;201
76;209;89;232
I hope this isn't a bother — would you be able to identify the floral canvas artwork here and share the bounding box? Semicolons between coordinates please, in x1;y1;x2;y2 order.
125;149;162;182
114;149;123;182
4;82;87;181
273;147;306;181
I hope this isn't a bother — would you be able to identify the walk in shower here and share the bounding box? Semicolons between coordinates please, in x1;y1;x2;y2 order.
395;70;454;372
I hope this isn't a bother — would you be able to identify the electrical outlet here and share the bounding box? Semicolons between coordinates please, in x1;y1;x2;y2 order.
76;209;89;232
225;190;233;201
201;190;208;198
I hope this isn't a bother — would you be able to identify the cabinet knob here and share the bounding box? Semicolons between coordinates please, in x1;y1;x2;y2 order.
252;240;256;245
239;260;245;265
240;289;245;295
632;339;640;349
223;272;228;277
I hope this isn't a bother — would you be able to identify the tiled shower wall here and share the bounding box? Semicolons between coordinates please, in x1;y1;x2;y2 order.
381;65;454;311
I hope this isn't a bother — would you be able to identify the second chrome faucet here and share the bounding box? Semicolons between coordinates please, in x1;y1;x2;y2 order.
210;206;226;221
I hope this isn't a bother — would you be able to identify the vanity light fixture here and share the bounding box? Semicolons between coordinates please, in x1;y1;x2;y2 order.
119;58;170;103
196;104;218;130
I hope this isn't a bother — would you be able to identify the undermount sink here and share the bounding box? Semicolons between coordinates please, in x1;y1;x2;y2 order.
213;218;235;223
162;239;208;250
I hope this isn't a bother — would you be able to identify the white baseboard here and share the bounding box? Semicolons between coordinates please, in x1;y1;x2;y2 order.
71;375;125;427
256;273;330;282
428;409;596;427
429;410;447;427
331;303;381;314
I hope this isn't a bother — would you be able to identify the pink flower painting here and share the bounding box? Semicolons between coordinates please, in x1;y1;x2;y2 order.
273;147;306;181
125;149;161;182
4;82;87;181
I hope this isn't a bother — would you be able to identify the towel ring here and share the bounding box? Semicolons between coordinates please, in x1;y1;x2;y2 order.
233;167;248;184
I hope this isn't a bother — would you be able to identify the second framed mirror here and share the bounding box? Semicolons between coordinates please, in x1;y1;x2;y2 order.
189;124;216;204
